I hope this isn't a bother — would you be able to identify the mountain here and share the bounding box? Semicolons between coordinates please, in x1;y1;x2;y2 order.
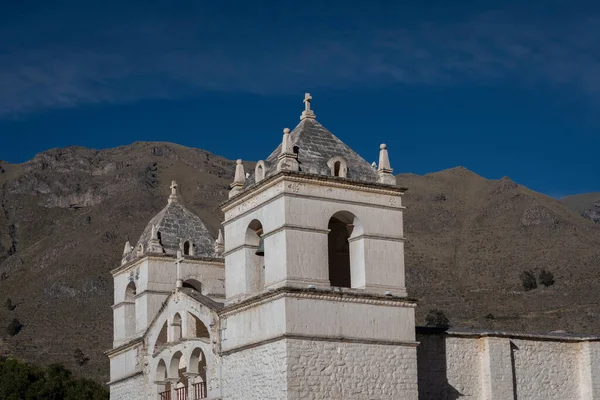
1;143;599;383
562;193;600;223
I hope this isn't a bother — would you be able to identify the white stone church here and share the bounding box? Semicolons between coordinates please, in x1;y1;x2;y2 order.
108;95;600;400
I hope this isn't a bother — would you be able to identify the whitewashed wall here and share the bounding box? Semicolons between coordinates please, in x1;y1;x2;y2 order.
416;329;600;400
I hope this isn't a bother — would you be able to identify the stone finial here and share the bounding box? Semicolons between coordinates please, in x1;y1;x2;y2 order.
300;93;316;121
148;224;164;253
281;128;293;155
121;241;133;265
123;241;132;256
371;161;377;170
168;181;179;204
229;159;246;198
277;128;299;172
377;144;396;185
214;229;224;257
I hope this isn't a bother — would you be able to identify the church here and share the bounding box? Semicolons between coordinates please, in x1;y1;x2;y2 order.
107;94;600;400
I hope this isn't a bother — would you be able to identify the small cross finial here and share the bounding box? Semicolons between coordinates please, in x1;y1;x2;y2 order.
303;93;312;111
300;93;316;120
168;181;179;203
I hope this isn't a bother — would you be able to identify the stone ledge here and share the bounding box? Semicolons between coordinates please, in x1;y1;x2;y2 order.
222;170;407;211
416;326;600;342
220;333;419;356
219;286;417;318
107;370;143;386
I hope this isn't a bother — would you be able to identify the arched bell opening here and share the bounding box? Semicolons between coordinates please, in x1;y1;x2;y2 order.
124;281;137;337
327;211;363;288
245;219;265;294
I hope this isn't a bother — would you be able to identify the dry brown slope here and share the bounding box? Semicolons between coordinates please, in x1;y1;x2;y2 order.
0;142;244;382
400;167;600;333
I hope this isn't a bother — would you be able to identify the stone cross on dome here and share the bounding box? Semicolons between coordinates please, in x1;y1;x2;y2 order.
168;180;179;204
300;92;316;120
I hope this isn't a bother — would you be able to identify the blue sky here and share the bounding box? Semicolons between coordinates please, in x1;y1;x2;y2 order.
0;0;598;197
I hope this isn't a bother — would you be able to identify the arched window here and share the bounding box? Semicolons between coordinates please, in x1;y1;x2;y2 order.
327;157;348;178
189;348;208;398
183;279;202;293
172;313;182;341
184;241;191;255
255;161;266;183
188;313;210;339
327;211;358;288
168;351;185;382
156;359;169;399
155;358;167;382
246;220;265;294
125;281;137;299
124;282;137;338
154;321;168;354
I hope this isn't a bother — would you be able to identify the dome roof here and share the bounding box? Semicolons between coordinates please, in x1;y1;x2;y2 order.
124;181;217;262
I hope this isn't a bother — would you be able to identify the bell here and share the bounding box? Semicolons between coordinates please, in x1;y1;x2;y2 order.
255;237;265;256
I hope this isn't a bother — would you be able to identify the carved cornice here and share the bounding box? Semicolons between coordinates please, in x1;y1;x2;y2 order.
219;287;416;318
105;337;144;357
221;171;406;213
107;371;144;386
111;254;224;276
220;334;419;356
348;233;406;243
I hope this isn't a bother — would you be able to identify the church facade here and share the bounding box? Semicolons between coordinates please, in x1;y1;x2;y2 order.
107;95;600;400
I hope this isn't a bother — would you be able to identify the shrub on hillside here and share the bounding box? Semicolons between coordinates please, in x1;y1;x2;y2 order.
539;269;555;287
520;270;537;291
0;358;108;399
74;348;89;366
425;309;450;329
6;318;23;336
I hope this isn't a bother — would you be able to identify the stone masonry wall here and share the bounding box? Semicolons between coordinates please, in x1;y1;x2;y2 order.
287;339;418;400
417;334;482;400
221;340;288;400
512;339;580;400
109;374;146;400
417;331;600;400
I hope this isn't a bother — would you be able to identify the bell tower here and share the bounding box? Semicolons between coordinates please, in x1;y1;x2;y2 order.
219;94;418;400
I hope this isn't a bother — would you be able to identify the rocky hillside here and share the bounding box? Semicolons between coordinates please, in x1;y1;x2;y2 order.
562;192;600;223
0;142;599;383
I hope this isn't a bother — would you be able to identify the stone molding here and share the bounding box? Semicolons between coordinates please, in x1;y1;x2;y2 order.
105;337;144;357
417;326;600;343
348;233;406;243
219;287;416;318
220;333;419;356
222;243;258;258
222;171;405;216
107;370;144;386
111;254;224;275
260;223;330;239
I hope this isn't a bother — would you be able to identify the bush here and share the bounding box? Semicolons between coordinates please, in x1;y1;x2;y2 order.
5;299;15;311
6;318;23;336
425;309;450;328
74;348;89;366
520;270;537;291
539;269;555;287
0;358;108;399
